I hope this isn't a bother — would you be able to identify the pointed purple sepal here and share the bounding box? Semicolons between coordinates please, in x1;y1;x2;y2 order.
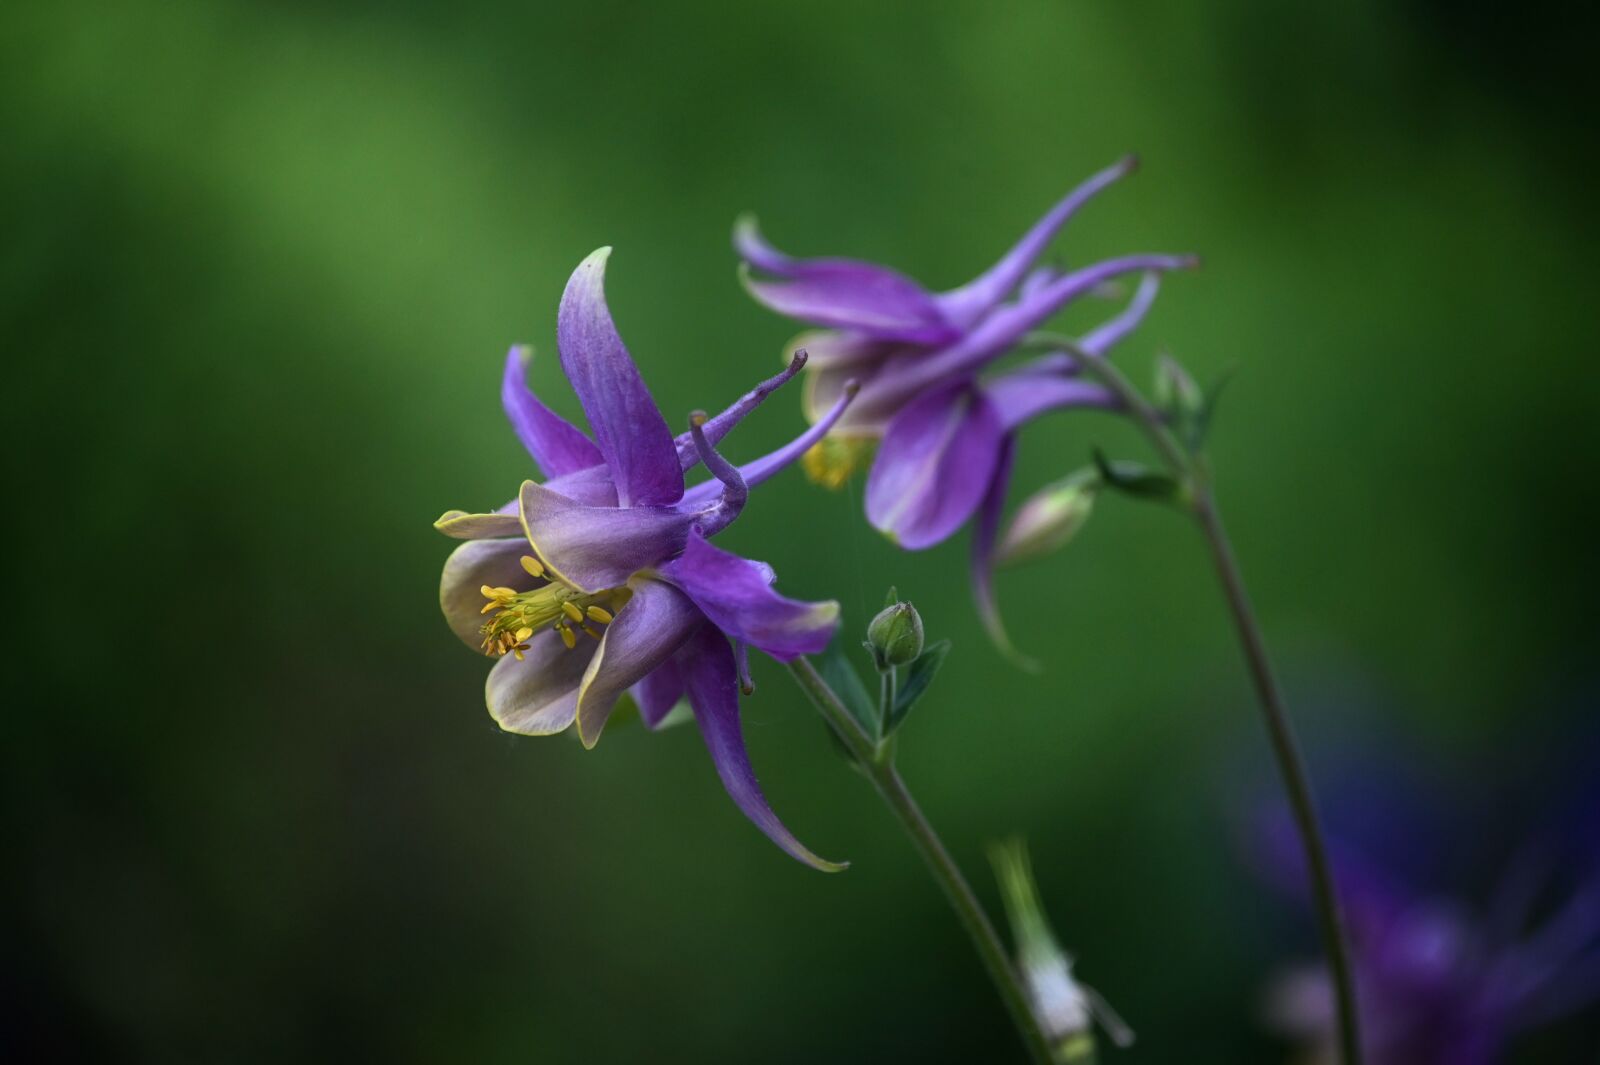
501;345;604;478
854;253;1196;414
742;266;958;345
735;217;956;344
632;659;686;729
937;155;1139;327
557;248;684;508
660;528;840;661
865;384;1004;549
984;370;1119;432
970;435;1038;670
677;622;845;872
1079;271;1161;356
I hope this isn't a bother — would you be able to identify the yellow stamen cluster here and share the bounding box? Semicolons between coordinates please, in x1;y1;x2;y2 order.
479;556;627;660
801;433;878;490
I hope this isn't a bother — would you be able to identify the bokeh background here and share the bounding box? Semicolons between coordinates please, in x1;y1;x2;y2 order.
6;1;1598;1061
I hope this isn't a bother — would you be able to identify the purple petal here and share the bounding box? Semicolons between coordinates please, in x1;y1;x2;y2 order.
983;371;1119;432
519;480;693;593
438;538;530;651
434;509;525;540
740;258;958;345
659;529;839;661
678;375;860;508
1010;352;1078;376
631;659;685;729
539;463;620;508
676;622;845;872
853;253;1196;415
501;345;603;478
486;630;595;735
1019;265;1058;302
937;156;1138;326
1079;271;1161;356
673;351;807;471
557;248;683;507
970;434;1037;669
575;576;703;747
865;384;1004;549
732;214;803;276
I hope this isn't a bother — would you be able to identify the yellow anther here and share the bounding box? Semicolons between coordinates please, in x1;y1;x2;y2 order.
520;555;545;578
477;577;626;658
512;646;526;661
801;434;877;491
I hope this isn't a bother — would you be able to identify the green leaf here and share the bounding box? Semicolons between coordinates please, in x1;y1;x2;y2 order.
886;639;951;735
883;585;899;607
1188;363;1238;452
1154;352;1202;416
817;641;878;736
1091;448;1183;504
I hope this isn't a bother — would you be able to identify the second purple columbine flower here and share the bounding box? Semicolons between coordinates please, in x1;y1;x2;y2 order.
436;248;854;870
736;158;1196;654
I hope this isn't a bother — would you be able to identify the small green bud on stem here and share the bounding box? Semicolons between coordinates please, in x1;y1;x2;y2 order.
867;600;924;670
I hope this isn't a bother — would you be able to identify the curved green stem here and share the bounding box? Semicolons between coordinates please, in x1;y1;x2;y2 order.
1190;491;1362;1065
787;658;1054;1065
1040;335;1364;1065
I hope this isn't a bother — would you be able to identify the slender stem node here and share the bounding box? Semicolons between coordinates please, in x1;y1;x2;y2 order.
787;658;1055;1065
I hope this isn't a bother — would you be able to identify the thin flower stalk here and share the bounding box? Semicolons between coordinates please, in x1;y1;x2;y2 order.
785;657;1057;1065
1035;334;1365;1065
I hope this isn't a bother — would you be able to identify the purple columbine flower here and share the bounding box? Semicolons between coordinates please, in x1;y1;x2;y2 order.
736;158;1195;652
436;248;854;871
1257;802;1600;1064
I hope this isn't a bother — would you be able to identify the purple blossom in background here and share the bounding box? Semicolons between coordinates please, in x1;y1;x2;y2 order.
736;158;1195;651
436;248;851;871
1257;791;1600;1064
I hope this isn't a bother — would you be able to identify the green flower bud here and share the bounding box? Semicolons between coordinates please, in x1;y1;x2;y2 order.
867;600;924;669
995;470;1098;567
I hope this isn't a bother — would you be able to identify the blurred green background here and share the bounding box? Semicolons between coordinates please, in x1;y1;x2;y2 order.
6;1;1597;1061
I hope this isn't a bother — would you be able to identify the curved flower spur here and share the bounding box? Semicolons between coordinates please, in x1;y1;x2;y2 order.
436;248;855;871
736;158;1196;652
